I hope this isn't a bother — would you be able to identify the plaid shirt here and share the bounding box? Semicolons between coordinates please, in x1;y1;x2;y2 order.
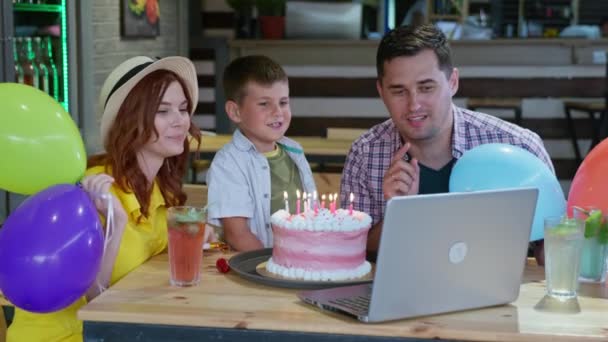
340;104;554;225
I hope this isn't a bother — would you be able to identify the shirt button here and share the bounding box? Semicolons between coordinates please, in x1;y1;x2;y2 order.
264;193;269;198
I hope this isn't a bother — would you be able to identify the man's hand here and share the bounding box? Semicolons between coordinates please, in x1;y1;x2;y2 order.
382;142;420;200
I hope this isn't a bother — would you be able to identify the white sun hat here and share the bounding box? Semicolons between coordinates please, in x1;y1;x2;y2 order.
97;56;198;146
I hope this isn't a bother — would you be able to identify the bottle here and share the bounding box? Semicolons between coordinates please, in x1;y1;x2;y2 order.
33;37;50;94
41;36;59;101
19;37;39;88
13;38;24;83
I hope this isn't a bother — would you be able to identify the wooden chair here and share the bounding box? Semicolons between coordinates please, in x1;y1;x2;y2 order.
183;184;208;208
190;160;211;184
182;183;225;242
563;101;607;164
313;173;342;207
310;127;364;172
189;130;217;183
467;98;523;126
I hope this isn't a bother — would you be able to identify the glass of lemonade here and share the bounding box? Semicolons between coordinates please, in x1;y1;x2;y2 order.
572;206;608;283
544;216;584;300
167;206;207;287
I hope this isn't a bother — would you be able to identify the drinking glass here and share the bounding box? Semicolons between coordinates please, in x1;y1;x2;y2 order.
167;206;206;286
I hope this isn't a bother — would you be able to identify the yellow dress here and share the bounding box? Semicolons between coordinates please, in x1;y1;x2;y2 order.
7;166;168;342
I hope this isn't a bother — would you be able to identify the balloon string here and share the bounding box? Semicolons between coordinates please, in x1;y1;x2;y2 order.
96;194;114;294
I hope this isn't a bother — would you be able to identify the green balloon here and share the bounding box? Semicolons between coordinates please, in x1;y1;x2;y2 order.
0;83;86;195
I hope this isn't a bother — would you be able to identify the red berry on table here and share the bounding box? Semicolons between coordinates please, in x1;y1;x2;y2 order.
216;258;230;273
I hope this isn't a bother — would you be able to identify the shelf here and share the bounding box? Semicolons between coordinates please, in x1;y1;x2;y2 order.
13;3;62;13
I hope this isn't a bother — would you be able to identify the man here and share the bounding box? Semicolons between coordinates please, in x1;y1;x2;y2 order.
340;24;553;264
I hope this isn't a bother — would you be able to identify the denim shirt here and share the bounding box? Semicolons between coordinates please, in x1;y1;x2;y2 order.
206;129;317;247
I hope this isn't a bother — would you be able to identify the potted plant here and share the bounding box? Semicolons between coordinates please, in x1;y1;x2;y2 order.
255;0;286;39
226;0;255;38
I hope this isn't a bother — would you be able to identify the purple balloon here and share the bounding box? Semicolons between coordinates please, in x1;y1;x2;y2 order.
0;184;103;313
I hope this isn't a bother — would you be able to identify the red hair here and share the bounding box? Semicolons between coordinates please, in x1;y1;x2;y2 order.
89;70;201;218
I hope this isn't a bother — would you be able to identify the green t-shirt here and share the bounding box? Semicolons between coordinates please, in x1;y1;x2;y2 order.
265;146;303;214
418;158;457;195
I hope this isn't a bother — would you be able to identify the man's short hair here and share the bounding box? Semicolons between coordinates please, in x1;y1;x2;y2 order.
223;55;288;103
376;24;453;79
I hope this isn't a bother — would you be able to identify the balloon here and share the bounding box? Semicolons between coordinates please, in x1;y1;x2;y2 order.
449;143;566;241
0;83;86;195
0;184;103;313
567;138;608;216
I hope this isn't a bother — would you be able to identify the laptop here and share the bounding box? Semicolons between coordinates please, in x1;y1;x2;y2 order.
298;188;538;323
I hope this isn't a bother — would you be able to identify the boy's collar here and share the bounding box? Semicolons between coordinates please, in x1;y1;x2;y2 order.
232;129;303;154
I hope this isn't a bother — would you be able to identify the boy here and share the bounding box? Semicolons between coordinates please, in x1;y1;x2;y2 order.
207;55;316;251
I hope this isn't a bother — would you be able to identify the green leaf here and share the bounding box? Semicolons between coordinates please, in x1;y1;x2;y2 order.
598;222;608;244
584;210;602;238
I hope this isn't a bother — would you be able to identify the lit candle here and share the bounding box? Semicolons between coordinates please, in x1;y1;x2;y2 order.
284;191;289;214
329;194;335;214
307;192;312;213
303;192;308;213
313;191;318;214
296;189;301;215
321;194;326;209
349;193;354;216
334;193;338;210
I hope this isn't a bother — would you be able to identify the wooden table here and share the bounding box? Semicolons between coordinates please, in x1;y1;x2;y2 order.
78;250;608;342
191;135;353;164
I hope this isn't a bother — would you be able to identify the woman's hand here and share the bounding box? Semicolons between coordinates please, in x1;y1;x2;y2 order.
81;174;127;230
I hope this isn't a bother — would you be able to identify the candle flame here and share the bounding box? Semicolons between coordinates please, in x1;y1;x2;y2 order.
313;191;318;199
284;191;288;200
350;193;354;202
296;189;301;199
321;194;326;200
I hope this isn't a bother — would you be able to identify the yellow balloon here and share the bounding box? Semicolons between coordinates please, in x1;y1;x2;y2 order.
0;83;86;195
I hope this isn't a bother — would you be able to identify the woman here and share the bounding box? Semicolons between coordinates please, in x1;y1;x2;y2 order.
8;56;202;342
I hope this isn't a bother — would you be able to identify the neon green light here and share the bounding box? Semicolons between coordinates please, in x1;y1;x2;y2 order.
60;0;68;112
13;2;69;112
13;4;61;12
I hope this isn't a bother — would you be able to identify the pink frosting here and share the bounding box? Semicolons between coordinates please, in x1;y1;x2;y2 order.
271;224;370;270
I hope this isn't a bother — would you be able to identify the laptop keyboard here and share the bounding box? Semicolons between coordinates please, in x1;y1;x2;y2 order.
328;294;371;314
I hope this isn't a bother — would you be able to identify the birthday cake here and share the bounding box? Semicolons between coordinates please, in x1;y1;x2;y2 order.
267;207;372;281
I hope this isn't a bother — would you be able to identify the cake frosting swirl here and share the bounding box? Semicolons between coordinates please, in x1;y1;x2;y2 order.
267;208;372;281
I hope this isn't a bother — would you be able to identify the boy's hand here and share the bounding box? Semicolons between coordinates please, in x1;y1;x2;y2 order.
383;143;420;200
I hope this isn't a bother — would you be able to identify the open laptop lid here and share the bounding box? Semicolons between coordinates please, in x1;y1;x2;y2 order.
367;188;538;322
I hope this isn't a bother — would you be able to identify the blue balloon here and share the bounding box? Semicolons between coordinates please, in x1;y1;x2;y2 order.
0;184;103;313
449;143;565;241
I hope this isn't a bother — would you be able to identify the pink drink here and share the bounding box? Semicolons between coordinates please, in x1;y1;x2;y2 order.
167;206;206;286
